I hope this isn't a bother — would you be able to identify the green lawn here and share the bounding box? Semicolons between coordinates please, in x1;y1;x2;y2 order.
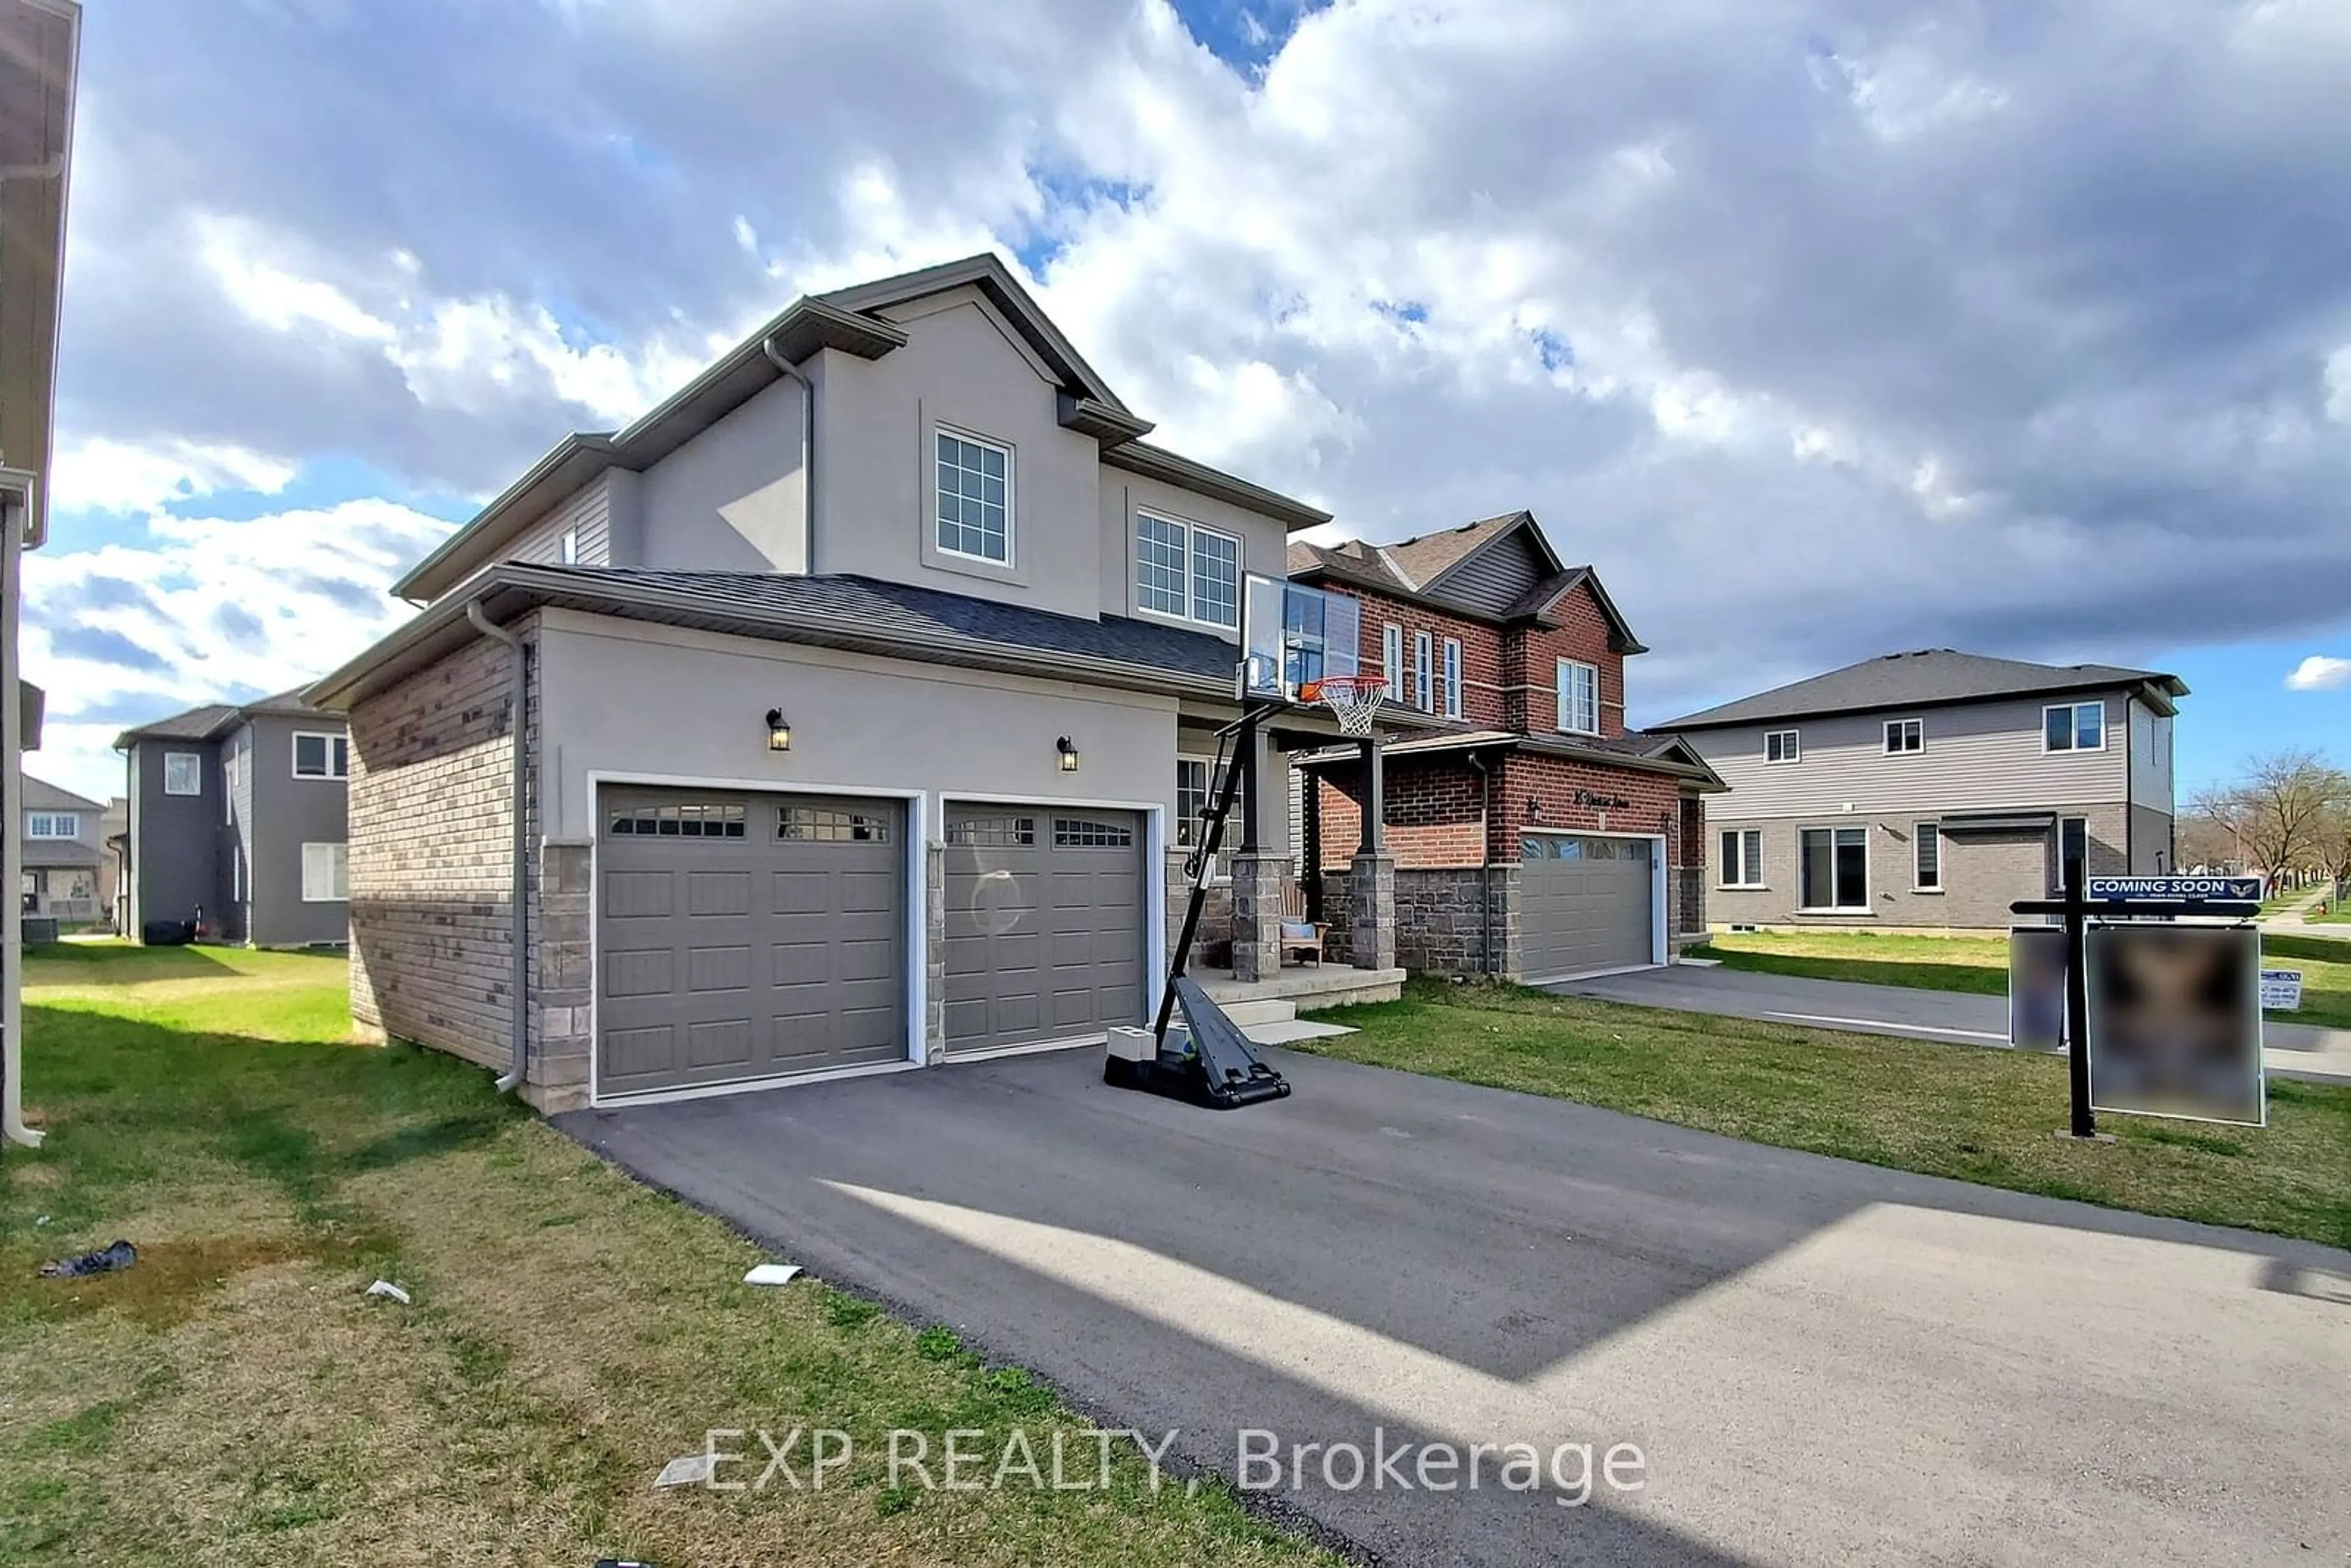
1702;928;2351;1030
1;942;1322;1567
1297;980;2351;1250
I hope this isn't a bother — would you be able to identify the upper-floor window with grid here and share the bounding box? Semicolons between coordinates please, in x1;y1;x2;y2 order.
936;429;1011;563
610;801;748;838
1134;512;1240;628
1054;817;1134;848
1136;514;1188;615
947;815;1035;847
779;806;892;843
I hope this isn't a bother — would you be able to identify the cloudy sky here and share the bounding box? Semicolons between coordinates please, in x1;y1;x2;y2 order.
27;0;2351;806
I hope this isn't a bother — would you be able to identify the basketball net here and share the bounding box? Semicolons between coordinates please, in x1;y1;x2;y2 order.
1299;674;1385;737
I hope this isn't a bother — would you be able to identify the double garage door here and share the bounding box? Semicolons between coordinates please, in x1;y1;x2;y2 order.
1520;833;1658;981
595;788;1144;1098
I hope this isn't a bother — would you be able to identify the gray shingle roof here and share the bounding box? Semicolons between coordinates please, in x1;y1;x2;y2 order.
113;688;338;749
20;774;105;812
1659;649;2188;730
560;569;1240;684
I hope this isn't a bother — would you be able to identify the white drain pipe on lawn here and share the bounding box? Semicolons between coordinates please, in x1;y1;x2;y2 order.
467;600;528;1094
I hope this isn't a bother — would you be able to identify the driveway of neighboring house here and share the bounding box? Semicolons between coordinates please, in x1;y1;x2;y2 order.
558;1049;2349;1567
1555;964;2351;1086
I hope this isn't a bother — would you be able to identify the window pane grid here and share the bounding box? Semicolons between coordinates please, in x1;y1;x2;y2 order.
1054;817;1134;848
936;432;1010;562
779;806;891;842
947;815;1034;847
1192;528;1239;628
1136;515;1187;615
612;801;749;838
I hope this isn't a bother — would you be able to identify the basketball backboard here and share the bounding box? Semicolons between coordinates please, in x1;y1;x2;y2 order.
1239;573;1361;702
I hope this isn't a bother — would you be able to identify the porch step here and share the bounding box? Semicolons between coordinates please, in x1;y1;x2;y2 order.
1219;997;1299;1028
1195;967;1409;1016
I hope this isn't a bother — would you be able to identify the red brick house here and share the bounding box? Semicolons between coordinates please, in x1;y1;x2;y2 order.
1290;512;1722;981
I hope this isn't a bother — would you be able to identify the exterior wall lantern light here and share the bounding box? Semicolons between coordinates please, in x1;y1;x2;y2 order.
1056;735;1081;773
765;708;792;752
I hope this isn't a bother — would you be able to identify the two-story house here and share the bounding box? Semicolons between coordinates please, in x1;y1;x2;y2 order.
114;692;351;947
1660;649;2188;931
1289;515;1723;982
20;774;104;923
307;253;1390;1112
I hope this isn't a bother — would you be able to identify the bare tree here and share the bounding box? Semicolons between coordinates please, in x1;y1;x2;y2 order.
2232;749;2347;885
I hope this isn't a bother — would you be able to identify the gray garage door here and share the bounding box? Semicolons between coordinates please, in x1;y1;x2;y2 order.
598;789;905;1098
943;805;1145;1054
1520;833;1655;980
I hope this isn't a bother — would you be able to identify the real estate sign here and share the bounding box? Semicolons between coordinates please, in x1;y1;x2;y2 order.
2259;969;2303;1011
2007;926;2068;1052
2084;875;2262;902
2085;925;2265;1127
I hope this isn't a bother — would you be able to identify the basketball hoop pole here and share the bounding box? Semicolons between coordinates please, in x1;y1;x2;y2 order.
1156;702;1270;1042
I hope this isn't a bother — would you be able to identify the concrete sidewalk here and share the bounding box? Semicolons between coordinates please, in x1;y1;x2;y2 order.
1552;964;2351;1086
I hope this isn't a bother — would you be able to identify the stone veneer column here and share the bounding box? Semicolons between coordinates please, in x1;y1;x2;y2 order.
924;840;946;1063
1228;850;1286;983
527;841;594;1113
1350;851;1397;971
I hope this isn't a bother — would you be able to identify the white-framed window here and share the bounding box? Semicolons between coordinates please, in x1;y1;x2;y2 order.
2042;700;2105;753
1413;631;1434;713
231;848;244;902
1556;658;1599;735
935;427;1011;564
1799;825;1869;911
1914;822;1941;890
1441;639;1463;720
1133;513;1240;628
1176;755;1232;879
26;812;79;839
1764;729;1800;764
301;841;350;903
1719;827;1764;888
163;751;202;796
1884;718;1922;754
560;527;580;565
292;731;350;779
1381;623;1403;701
222;738;239;824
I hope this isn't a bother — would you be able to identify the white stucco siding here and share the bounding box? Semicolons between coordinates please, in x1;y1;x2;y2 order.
809;291;1104;618
637;376;809;575
1098;470;1285;645
528;609;1255;847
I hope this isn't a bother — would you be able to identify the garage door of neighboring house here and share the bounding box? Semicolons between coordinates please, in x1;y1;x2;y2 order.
597;788;906;1098
1520;833;1656;980
943;804;1145;1054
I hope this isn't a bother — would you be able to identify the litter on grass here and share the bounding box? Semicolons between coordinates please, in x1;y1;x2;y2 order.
655;1452;715;1488
743;1262;802;1287
38;1239;135;1278
365;1280;413;1304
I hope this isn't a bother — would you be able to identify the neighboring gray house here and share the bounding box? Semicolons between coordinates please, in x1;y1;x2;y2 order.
20;773;103;922
114;692;350;947
1661;650;2188;931
307;252;1403;1113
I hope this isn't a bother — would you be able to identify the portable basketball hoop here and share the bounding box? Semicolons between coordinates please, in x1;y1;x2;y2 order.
1299;673;1386;736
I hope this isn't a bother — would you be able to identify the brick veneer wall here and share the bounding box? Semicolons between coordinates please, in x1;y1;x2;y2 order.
1318;578;1627;738
348;623;533;1070
1321;865;1522;977
1315;749;1695;873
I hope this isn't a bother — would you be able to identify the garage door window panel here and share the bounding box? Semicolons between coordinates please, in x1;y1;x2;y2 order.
779;805;891;842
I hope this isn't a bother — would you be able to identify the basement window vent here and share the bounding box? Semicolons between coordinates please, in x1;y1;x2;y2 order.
1728;923;1760;933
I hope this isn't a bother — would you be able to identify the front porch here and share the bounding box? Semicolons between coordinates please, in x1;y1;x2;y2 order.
1192;962;1408;1045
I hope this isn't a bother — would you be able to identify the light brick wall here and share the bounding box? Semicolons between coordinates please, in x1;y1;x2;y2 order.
348;625;531;1069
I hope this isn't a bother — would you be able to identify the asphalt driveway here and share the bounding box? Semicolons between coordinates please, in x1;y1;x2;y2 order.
1554;964;2351;1085
558;1049;2349;1566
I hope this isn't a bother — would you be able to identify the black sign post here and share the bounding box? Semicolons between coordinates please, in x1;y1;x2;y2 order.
2010;860;2260;1141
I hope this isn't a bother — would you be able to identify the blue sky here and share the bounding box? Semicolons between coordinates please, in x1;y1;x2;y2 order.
23;0;2351;806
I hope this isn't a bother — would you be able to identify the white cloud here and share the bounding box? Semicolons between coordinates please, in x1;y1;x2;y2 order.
47;435;298;516
2285;655;2351;691
2325;345;2351;423
19;498;457;801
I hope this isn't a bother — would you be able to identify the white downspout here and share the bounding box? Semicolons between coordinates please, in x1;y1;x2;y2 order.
759;337;816;567
467;601;529;1094
2;484;37;1147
